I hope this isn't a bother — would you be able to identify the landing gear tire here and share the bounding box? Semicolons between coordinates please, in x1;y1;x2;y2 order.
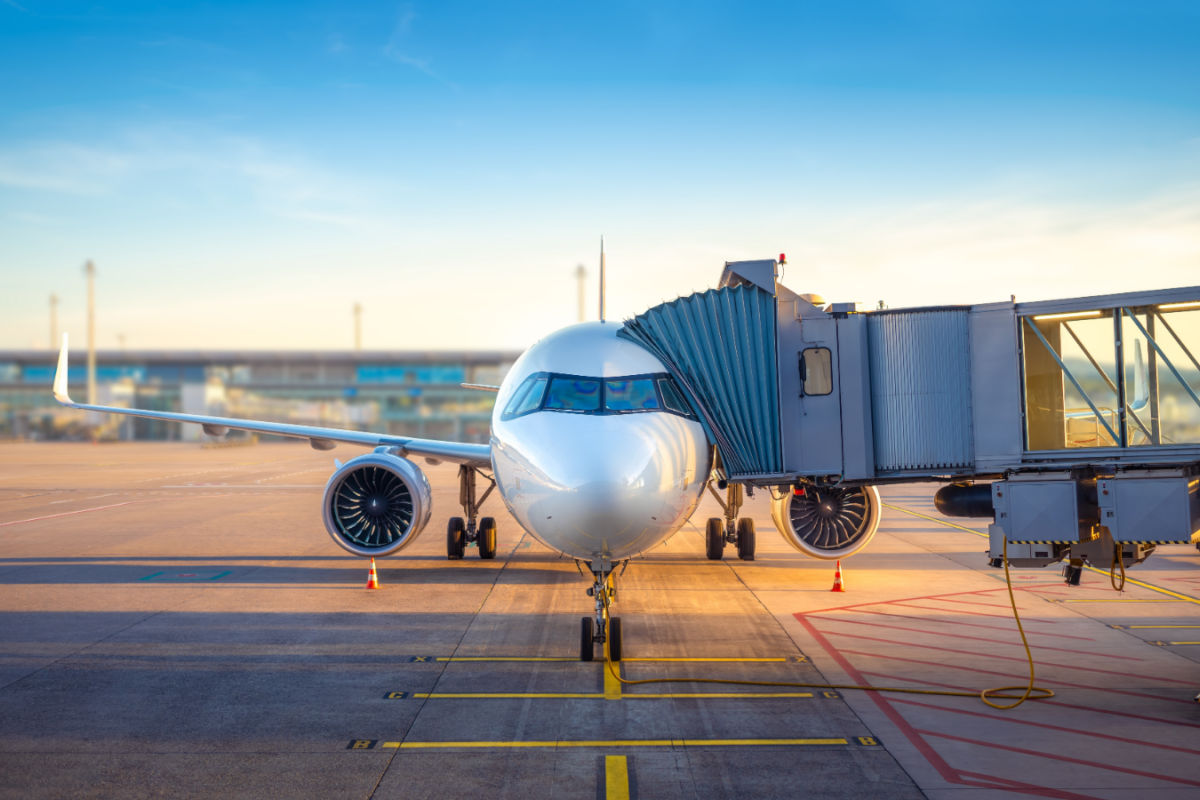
706;517;725;560
447;517;465;560
736;518;756;561
607;617;623;662
580;616;595;662
478;517;497;560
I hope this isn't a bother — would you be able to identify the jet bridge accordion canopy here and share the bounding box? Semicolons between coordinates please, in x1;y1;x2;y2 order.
623;259;1200;489
619;284;782;478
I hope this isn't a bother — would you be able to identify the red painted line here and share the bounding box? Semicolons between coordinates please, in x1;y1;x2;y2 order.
928;596;1015;610
826;633;1196;692
810;612;1139;661
955;771;1109;800
0;501;135;528
915;728;1200;788
801;583;1087;617
855;605;1091;640
840;646;1196;704
861;669;1200;730
891;599;1063;626
890;696;1200;756
795;615;1104;800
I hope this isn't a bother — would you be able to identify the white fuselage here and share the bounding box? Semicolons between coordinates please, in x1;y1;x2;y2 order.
490;322;711;563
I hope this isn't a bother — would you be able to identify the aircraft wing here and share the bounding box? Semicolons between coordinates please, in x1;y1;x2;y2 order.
51;335;492;468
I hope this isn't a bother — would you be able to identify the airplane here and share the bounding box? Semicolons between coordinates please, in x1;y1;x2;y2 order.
48;270;883;661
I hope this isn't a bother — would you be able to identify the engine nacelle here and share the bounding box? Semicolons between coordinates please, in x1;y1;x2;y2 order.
321;452;433;557
770;483;882;560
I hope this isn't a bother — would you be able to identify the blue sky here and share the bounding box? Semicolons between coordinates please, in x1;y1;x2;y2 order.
1;1;1197;350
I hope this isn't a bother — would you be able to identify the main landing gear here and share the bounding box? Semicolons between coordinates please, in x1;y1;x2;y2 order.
446;465;498;560
705;480;756;561
580;561;625;662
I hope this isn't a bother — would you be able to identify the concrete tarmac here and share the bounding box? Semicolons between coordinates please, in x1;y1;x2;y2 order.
0;442;1197;799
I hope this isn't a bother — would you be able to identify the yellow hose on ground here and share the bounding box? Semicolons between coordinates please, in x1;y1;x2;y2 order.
602;536;1054;709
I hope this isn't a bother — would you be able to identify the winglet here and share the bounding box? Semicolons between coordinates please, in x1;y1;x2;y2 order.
53;333;73;405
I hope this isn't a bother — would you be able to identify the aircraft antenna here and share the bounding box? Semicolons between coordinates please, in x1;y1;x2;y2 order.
599;237;606;322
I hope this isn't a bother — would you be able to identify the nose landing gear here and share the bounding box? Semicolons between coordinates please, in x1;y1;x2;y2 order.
580;562;624;662
446;465;498;560
704;480;756;561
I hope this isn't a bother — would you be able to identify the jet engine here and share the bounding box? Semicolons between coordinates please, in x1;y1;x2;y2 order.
770;483;882;560
321;452;433;557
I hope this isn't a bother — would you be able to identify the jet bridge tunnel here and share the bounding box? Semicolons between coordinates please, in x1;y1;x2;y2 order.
619;259;1200;570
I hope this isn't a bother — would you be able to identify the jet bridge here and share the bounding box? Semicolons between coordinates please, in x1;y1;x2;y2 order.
620;258;1200;569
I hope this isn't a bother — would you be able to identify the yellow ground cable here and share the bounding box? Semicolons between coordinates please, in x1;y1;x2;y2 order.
598;524;1054;709
1111;544;1126;592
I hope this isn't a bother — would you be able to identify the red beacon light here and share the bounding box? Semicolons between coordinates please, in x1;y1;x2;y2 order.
778;252;787;265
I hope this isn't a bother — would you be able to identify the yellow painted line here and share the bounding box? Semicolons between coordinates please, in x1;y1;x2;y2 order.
882;503;986;537
606;755;629;800
884;502;1200;607
413;692;605;699
623;657;791;663
409;691;816;700
630;692;815;699
378;738;850;749
604;663;622;700
436;657;576;662
1155;641;1200;646
1054;598;1184;603
1080;570;1200;606
432;656;793;663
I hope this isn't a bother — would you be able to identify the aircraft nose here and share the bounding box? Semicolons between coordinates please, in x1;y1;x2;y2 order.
531;430;699;558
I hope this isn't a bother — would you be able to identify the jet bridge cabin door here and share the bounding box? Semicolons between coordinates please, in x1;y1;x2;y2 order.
782;316;843;476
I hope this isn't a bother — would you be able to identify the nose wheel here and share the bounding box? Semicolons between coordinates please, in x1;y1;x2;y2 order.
580;564;624;662
704;480;756;561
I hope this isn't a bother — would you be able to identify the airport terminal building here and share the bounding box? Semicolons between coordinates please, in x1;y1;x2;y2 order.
0;348;520;443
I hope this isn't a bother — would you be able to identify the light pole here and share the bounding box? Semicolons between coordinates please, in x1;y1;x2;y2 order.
353;302;362;351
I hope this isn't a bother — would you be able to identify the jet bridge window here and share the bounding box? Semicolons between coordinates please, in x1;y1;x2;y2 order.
800;348;833;396
1020;303;1200;450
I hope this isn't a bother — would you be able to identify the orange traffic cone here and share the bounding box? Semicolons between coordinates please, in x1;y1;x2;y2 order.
830;560;845;592
366;557;380;590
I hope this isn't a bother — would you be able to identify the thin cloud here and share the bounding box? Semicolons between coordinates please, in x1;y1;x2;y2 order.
0;143;131;194
382;4;455;87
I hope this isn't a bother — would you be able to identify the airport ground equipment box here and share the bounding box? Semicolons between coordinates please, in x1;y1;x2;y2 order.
620;259;1200;551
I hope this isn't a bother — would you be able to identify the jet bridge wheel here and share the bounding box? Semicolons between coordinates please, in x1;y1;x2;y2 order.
736;518;756;561
580;617;595;662
477;517;497;559
705;518;725;560
447;517;466;560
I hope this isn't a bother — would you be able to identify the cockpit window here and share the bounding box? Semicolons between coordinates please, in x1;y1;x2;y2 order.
605;378;661;411
545;377;601;412
502;371;696;420
507;376;547;417
657;377;690;415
